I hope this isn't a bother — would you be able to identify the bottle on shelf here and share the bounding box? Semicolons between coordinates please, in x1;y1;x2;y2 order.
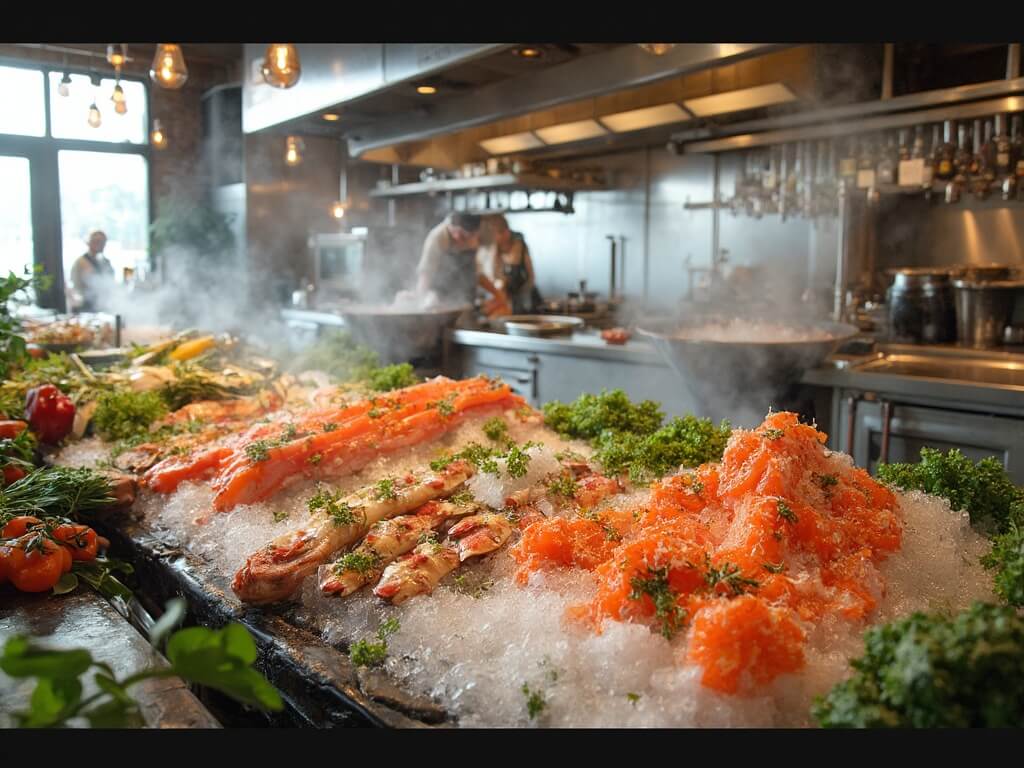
968;119;982;177
972;120;992;200
934;120;956;181
838;137;858;182
952;122;972;192
900;125;927;187
857;136;877;190
1012;114;1024;200
876;132;897;186
922;124;938;193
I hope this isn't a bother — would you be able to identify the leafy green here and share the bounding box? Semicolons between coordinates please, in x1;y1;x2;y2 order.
333;550;381;575
1;608;282;728
366;363;419;392
542;389;664;441
878;448;1024;531
983;522;1024;607
308;486;361;527
92;390;168;442
0;271;33;380
593;415;731;482
503;443;533;479
812;602;1024;728
348;618;400;667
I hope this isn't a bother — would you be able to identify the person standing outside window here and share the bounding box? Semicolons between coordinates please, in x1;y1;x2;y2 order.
68;230;114;313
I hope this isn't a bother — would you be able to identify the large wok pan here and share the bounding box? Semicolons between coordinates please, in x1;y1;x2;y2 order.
637;319;859;423
335;303;471;364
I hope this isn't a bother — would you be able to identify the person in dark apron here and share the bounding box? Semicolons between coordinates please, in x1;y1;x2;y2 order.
414;213;482;307
479;215;541;316
68;230;115;313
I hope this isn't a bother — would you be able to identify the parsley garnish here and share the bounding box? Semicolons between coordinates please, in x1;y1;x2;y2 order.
777;499;798;524
333;550;381;575
307;453;323;466
322;422;338;432
522;683;546;720
762;561;786;574
245;439;274;463
629;566;688;640
272;509;289;523
763;428;785;440
627;692;641;706
692;554;761;596
348;618;400;667
374;477;398;501
547;473;578;499
308;487;361;527
504;444;534;479
482;417;509;443
447;489;475;506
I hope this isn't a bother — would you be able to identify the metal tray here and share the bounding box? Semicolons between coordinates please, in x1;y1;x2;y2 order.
497;315;584;337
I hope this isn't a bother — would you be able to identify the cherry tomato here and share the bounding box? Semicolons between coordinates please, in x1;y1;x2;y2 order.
7;538;64;593
2;466;27;486
0;420;28;439
58;545;73;574
53;524;98;562
2;516;42;539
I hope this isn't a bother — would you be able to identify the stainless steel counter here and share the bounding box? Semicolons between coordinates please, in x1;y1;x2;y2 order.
449;328;667;365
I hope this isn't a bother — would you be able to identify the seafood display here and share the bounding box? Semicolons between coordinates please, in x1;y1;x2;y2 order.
38;347;1016;727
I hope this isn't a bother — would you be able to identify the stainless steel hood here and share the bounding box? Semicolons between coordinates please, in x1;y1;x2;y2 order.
242;43;790;159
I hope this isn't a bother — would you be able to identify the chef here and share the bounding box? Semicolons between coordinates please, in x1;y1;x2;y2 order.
414;212;483;305
477;214;540;317
68;230;115;313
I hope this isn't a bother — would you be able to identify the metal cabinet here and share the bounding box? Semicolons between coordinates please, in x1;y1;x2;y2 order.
453;345;699;415
834;393;1024;483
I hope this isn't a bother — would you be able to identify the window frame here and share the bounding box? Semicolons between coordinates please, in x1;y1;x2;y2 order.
0;57;154;311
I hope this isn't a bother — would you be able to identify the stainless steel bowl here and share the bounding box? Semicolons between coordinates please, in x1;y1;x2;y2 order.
497;315;584;337
336;304;470;363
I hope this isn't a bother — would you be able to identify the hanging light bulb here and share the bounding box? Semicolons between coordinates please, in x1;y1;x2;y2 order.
111;81;127;115
107;44;127;70
151;120;167;149
88;102;102;128
150;119;167;149
150;44;188;90
638;43;676;56
261;44;301;89
284;136;304;166
58;71;72;97
330;201;346;219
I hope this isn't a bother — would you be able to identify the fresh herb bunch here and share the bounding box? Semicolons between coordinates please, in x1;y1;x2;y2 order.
366;363;419;392
812;601;1024;728
0;271;33;380
878;448;1024;531
0;600;282;728
159;362;240;411
542;389;664;441
878;447;1024;605
521;683;546;720
0;467;115;520
593;415;731;482
982;522;1024;607
0;429;37;472
92;390;168;442
348;617;400;667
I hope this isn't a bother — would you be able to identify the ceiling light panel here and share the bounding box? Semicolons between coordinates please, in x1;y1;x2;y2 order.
479;131;544;154
534;119;608;145
683;83;797;117
598;103;690;133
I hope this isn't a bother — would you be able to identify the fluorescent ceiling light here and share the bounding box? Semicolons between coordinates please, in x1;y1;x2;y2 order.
479;131;544;154
598;103;690;133
534;119;608;145
683;83;797;117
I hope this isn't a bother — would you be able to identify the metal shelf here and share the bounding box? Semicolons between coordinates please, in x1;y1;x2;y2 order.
368;172;607;198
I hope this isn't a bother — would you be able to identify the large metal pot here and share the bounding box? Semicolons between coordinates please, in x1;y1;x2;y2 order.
885;267;956;344
335;303;470;363
637;319;859;423
952;279;1024;348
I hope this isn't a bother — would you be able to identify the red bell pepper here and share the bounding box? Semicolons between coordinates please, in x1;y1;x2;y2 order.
24;384;76;444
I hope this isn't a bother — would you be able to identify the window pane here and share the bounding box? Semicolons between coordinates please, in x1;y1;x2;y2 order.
49;73;147;144
0;157;34;278
59;151;149;299
0;66;45;136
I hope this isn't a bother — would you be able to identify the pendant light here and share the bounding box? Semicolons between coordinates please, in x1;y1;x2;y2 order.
87;73;102;128
150;44;188;90
111;81;127;115
107;44;127;70
150;119;167;149
262;44;301;89
638;43;676;56
58;56;72;97
284;136;304;166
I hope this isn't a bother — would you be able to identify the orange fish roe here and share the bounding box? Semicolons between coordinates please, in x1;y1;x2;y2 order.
512;411;902;695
